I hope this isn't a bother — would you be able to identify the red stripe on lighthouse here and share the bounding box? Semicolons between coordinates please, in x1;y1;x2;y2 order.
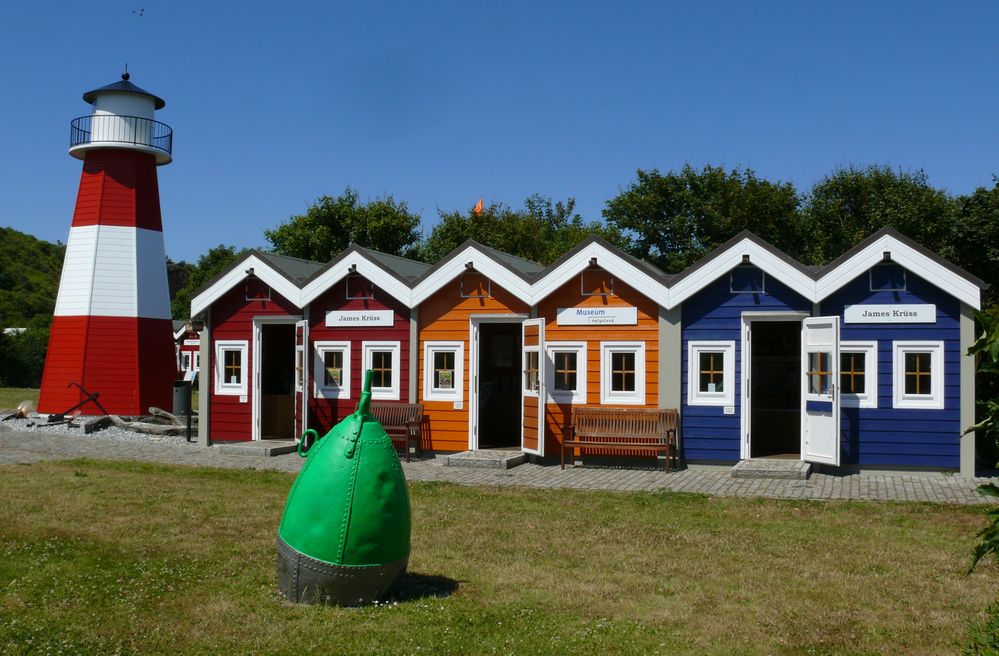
71;150;163;231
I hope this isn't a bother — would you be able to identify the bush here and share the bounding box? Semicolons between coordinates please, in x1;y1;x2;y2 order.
0;325;49;388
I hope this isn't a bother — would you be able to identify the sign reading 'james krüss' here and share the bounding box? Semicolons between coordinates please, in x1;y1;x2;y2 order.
325;310;394;327
844;304;935;324
557;306;638;326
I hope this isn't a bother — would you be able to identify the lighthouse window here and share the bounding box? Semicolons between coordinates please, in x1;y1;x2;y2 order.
687;341;735;406
545;342;587;404
893;341;944;409
362;341;401;400
840;341;877;408
214;340;248;396
314;341;350;399
600;342;645;405
423;342;464;401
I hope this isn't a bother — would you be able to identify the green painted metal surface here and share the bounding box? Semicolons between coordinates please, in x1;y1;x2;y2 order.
277;370;411;568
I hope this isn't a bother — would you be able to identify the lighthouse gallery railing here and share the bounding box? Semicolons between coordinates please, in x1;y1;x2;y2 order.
70;115;173;155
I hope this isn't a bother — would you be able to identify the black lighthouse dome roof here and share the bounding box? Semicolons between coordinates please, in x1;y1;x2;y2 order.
82;72;166;110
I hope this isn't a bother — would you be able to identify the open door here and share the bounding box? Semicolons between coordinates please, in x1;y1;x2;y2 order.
294;319;309;438
801;316;840;466
521;318;545;456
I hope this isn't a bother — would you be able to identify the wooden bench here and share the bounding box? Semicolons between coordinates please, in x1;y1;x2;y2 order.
562;407;679;473
369;402;424;462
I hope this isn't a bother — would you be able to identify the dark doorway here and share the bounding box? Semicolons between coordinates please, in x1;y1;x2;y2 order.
260;323;295;439
477;323;522;448
750;321;800;458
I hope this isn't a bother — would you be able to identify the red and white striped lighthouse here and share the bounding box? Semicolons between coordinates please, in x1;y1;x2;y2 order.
38;73;175;416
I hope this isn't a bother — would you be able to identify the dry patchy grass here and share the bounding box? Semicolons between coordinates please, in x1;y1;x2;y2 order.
0;459;995;655
0;388;37;411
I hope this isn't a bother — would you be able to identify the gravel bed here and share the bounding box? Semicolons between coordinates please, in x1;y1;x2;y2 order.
0;415;198;447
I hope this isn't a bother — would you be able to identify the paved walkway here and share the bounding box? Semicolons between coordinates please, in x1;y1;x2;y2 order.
1;429;996;505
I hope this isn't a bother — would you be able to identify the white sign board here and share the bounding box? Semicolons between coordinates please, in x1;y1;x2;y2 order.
844;304;935;324
326;310;394;327
183;339;199;346
557;306;637;326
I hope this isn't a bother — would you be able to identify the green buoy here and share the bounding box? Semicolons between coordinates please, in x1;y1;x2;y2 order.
276;370;412;605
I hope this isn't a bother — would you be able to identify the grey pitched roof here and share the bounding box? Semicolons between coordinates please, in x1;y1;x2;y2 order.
815;227;988;288
411;239;544;285
668;230;812;284
298;244;431;287
254;251;326;284
82;75;166;109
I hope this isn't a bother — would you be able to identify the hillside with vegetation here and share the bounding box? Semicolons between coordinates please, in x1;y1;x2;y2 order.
0;227;64;329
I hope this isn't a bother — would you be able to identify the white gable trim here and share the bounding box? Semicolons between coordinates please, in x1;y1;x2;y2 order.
815;235;981;310
530;242;669;306
666;239;815;308
411;245;534;305
191;255;302;317
299;252;414;308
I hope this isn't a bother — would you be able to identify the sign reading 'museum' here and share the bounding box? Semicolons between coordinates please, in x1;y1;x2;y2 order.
325;310;394;327
844;304;935;324
557;306;637;326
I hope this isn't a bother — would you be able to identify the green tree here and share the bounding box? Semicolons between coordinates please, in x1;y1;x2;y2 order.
171;245;243;320
602;165;803;272
950;179;999;308
0;227;65;328
421;195;625;265
800;165;956;265
265;188;422;262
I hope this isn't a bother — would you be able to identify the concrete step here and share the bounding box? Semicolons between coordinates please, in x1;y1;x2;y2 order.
731;459;812;480
214;440;299;457
444;450;527;469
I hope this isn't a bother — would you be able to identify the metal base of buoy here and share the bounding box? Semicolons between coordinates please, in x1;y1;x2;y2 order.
276;535;408;606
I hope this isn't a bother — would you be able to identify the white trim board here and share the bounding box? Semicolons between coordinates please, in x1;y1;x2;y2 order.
192;254;303;317
412;245;534;306
299;251;414;308
531;241;669;307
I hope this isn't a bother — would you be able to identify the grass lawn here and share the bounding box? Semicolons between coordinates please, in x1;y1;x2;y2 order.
0;388;38;410
0;459;996;655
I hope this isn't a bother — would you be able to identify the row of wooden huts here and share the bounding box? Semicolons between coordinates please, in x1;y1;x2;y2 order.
189;228;985;474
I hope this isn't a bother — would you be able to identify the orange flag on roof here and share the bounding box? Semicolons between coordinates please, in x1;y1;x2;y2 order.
473;198;483;216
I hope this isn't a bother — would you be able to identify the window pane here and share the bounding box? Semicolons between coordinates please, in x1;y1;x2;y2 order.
224;350;241;384
554;352;577;392
807;351;830;395
611;352;635;392
372;351;393;388
698;351;724;393
433;351;455;390
323;351;342;387
904;351;932;395
524;351;539;391
840;352;866;394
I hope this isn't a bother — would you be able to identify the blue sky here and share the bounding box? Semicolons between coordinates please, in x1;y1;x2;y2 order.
2;1;997;262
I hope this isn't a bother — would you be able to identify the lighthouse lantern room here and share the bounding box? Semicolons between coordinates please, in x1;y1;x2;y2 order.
38;73;176;416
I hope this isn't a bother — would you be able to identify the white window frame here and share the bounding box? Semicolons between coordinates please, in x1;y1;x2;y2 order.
423;341;464;402
893;340;945;409
214;340;248;396
192;350;201;373
687;340;735;407
840;340;877;409
181;351;192;372
545;342;587;404
599;341;645;405
314;340;351;400
363;341;401;400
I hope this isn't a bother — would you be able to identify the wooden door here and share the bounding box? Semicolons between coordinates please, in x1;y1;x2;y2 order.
521;318;546;456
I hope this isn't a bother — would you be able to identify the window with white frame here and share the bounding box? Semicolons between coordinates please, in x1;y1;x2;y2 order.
214;340;248;396
363;341;401;400
192;351;201;373
181;352;192;372
687;341;735;406
893;341;944;409
423;341;463;401
600;341;645;405
546;342;587;404
314;341;350;399
840;341;877;408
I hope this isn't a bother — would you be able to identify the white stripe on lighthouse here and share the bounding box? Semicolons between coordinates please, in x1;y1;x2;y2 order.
54;225;171;319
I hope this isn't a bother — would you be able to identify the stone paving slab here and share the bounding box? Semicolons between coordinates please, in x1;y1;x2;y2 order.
731;458;812;480
1;430;996;505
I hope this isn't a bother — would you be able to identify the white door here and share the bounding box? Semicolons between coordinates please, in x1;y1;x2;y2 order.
294;319;308;438
801;316;840;466
521;318;546;456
